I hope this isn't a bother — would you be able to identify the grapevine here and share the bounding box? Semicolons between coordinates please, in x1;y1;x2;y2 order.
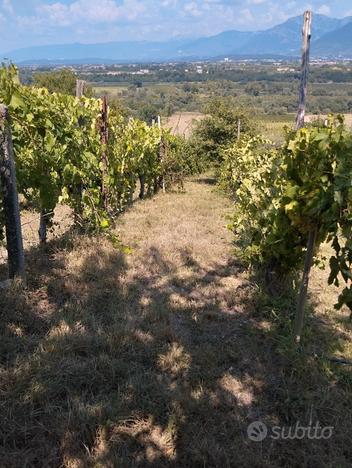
0;64;186;239
222;116;352;313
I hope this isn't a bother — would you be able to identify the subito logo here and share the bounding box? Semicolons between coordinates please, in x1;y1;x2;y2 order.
247;421;268;442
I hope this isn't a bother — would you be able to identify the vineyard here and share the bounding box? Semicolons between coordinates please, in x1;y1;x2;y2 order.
0;64;187;254
1;10;352;468
220;120;352;328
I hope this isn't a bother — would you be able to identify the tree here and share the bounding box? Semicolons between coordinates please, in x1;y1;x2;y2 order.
245;82;262;97
33;69;77;96
190;98;254;164
138;104;159;124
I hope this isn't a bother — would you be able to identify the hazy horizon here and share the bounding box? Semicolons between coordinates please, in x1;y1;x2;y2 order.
1;0;352;52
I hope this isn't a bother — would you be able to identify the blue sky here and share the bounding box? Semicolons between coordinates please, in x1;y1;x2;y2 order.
1;0;352;51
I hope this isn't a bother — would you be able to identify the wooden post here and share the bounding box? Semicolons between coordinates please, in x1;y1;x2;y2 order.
100;95;109;211
293;228;317;342
237;119;241;141
76;79;85;98
295;10;312;131
293;10;314;343
158;116;166;193
38;210;47;244
139;175;145;199
0;105;25;280
71;79;86;224
38;210;53;244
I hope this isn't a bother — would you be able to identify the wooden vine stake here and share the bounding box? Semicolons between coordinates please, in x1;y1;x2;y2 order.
0;105;25;280
295;11;312;130
38;210;49;244
69;78;87;225
76;79;85;98
158;115;166;193
101;95;109;211
237;119;241;141
293;10;314;343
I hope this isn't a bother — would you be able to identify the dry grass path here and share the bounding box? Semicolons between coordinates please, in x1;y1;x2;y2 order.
1;176;351;467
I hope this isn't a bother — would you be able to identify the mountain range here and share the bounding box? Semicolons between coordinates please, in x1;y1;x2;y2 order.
2;14;352;65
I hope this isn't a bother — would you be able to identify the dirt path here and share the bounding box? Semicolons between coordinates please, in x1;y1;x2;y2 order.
1;176;351;467
118;175;242;315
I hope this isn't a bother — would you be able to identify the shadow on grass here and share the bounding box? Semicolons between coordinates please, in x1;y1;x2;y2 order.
194;176;217;186
0;237;352;467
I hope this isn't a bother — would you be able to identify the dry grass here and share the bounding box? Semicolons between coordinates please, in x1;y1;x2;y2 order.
259;114;352;144
0;205;73;273
164;112;205;138
93;85;129;98
0;176;352;467
306;113;352;127
260;115;295;143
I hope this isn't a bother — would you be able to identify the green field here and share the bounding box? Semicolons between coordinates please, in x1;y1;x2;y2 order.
93;84;129;97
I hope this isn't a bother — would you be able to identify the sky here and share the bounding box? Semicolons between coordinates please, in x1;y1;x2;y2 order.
1;0;352;51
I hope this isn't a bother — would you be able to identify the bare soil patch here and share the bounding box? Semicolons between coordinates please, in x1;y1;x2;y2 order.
165;112;205;137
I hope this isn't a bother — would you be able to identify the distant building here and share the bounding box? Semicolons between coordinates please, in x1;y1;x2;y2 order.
277;67;295;72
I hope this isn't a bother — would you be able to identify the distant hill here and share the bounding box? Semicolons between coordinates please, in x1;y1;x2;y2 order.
177;31;254;58
313;21;352;56
1;39;191;64
240;15;352;55
2;14;352;64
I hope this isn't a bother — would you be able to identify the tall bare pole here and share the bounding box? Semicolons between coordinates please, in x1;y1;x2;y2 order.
293;11;314;343
295;10;312;130
0;105;25;280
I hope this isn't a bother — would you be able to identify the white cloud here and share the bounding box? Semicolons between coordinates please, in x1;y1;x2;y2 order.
238;8;255;24
1;0;14;15
183;2;202;17
38;0;146;26
2;0;352;51
317;4;331;15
